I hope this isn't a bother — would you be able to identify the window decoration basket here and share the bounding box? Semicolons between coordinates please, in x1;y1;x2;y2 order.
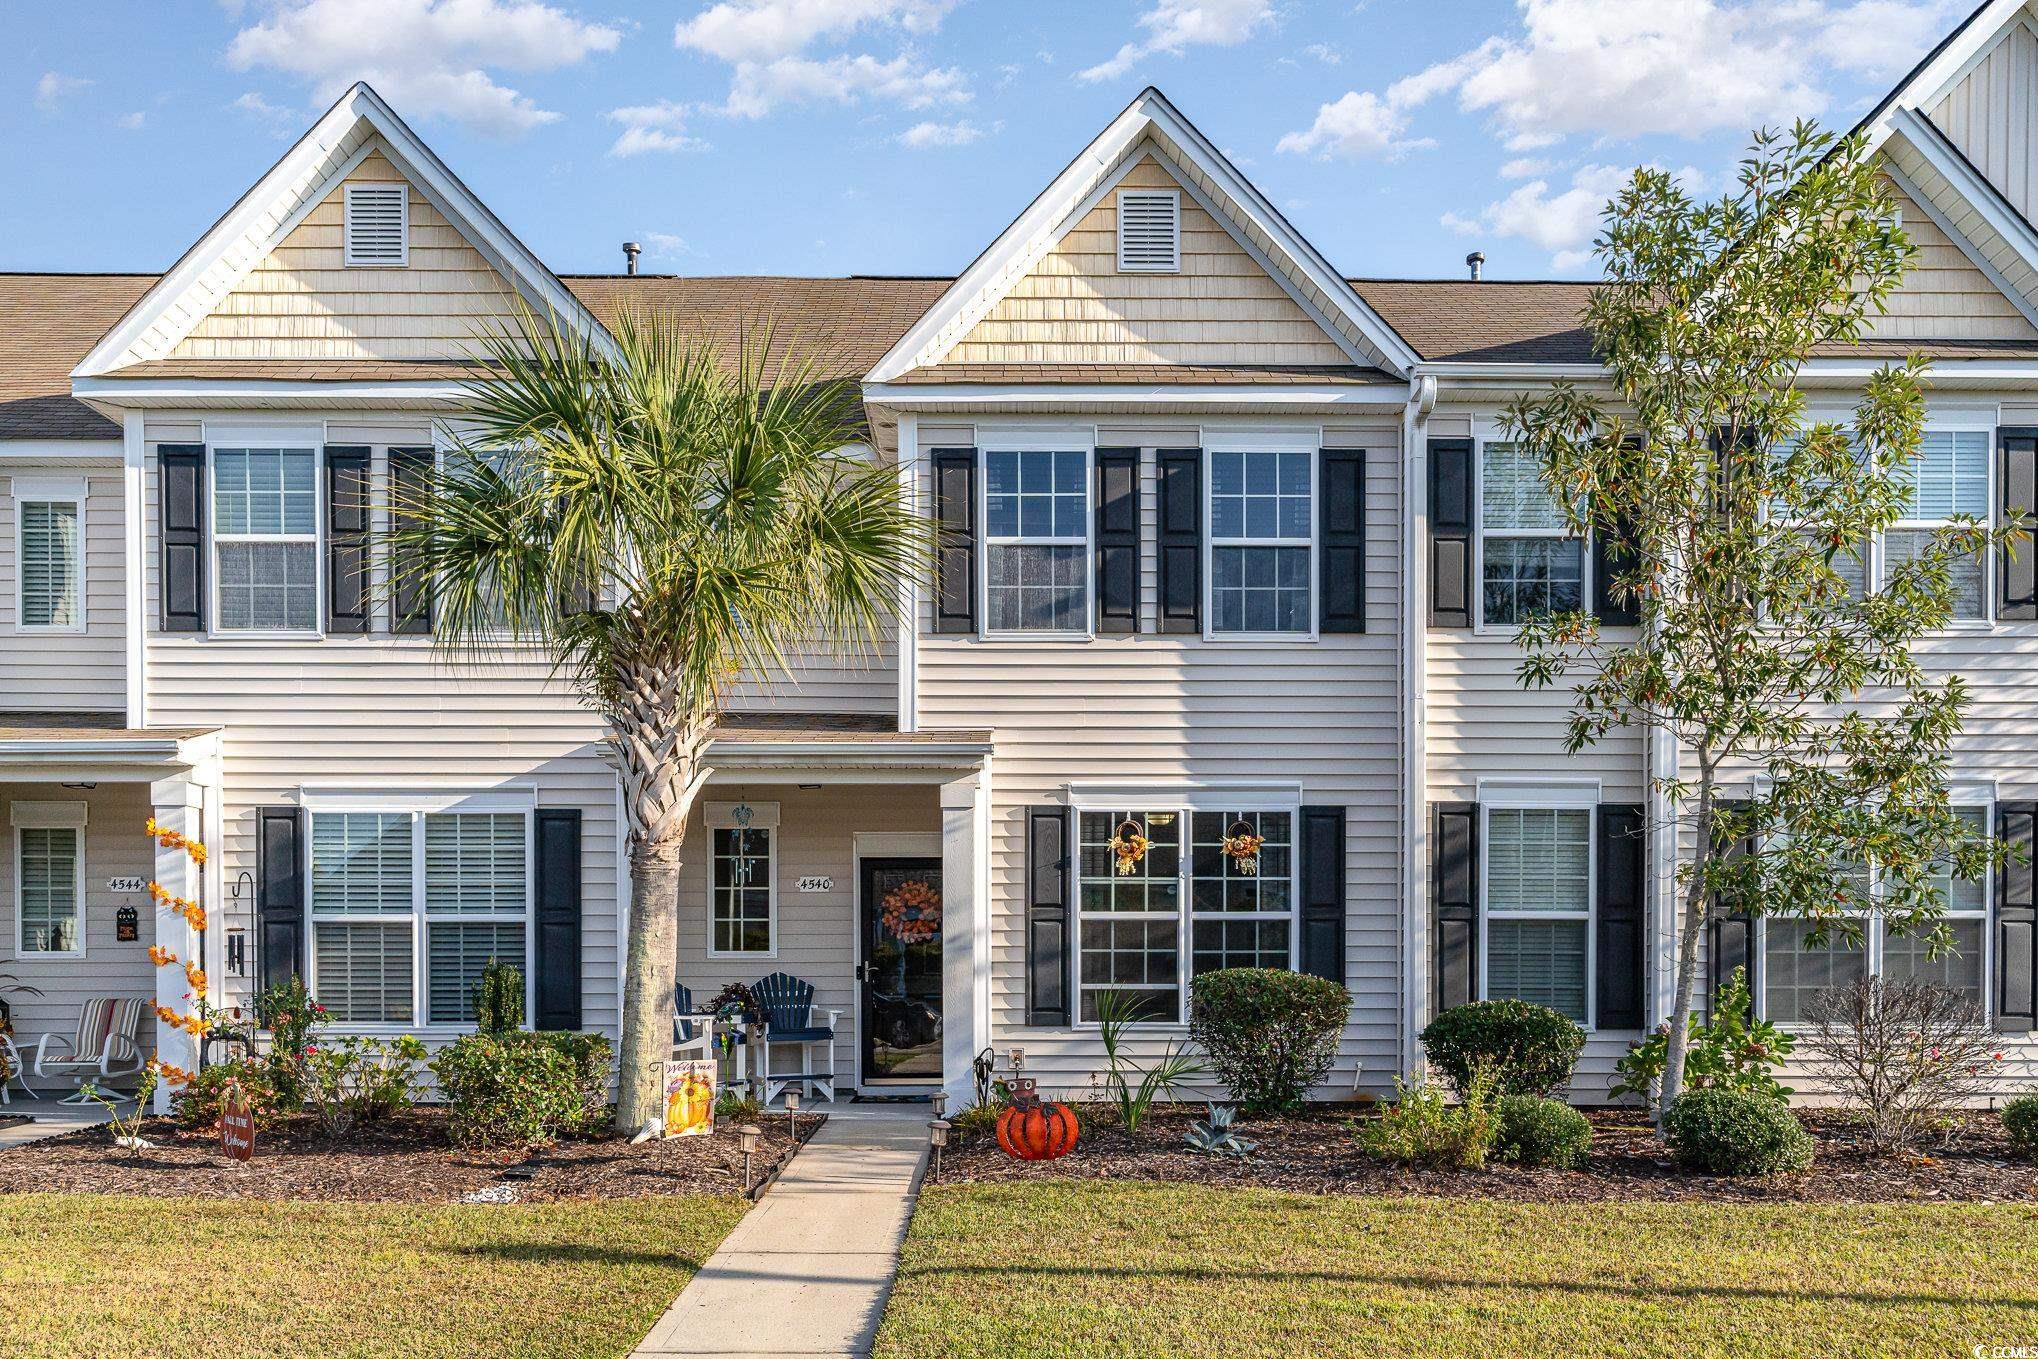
1108;819;1151;876
1222;820;1264;876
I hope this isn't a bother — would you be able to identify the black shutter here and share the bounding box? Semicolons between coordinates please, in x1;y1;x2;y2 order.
1026;805;1071;1026
256;806;304;992
1995;802;2037;1033
1432;801;1478;1012
387;447;434;634
2001;430;2038;621
158;444;206;632
1704;800;1756;1016
1592;517;1640;626
932;448;977;634
1428;437;1473;628
1095;447;1139;634
1596;804;1647;1029
1299;805;1347;984
1319;448;1367;634
534;808;583;1031
324;446;371;634
1156;448;1202;634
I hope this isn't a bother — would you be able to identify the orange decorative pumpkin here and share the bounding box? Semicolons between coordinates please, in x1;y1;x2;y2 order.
995;1078;1078;1161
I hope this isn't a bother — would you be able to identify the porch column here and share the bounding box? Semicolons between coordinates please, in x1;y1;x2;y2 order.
940;771;991;1107
148;776;204;1113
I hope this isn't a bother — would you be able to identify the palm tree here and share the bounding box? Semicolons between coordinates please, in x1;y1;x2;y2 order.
390;308;926;1131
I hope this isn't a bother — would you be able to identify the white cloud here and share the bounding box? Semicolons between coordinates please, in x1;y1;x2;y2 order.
1276;90;1432;160
642;231;693;259
1499;156;1552;179
1078;0;1276;83
116;111;148;130
1444;162;1708;270
676;0;958;63
224;0;621;139
607;100;706;156
898;117;982;147
1302;42;1342;65
721;52;968;117
35;72;91;111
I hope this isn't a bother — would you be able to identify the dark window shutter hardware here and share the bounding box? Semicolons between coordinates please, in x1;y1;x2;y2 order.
1432;801;1478;1012
1595;804;1647;1029
1026;805;1071;1026
1319;449;1367;634
158;444;207;632
1156;448;1202;634
1095;448;1140;634
932;448;977;634
534;808;583;1031
387;447;435;634
256;806;305;992
324;446;371;634
1428;438;1473;629
1300;805;1347;984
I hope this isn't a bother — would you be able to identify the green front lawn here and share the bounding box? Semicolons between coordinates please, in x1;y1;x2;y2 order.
878;1183;2038;1359
0;1193;745;1359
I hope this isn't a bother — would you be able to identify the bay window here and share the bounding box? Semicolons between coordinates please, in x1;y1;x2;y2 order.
1479;441;1582;627
983;447;1089;633
1209;449;1313;634
15;480;83;632
1075;803;1297;1024
1481;802;1593;1023
213;445;319;633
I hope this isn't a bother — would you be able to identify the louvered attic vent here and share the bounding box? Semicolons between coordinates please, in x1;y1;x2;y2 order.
1116;189;1181;272
343;183;409;267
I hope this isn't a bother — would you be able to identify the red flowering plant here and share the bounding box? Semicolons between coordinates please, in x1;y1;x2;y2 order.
253;974;326;1111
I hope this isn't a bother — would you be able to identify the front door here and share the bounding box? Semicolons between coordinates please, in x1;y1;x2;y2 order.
858;857;943;1085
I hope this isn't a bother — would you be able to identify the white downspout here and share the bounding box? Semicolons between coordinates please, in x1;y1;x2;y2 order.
1399;374;1437;1082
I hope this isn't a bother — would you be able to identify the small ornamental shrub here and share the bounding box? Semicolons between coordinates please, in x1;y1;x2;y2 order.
2004;1095;2038;1160
1357;1069;1498;1170
947;1102;1003;1143
304;1035;428;1137
174;1059;281;1131
253;975;327;1110
1799;976;2002;1152
472;958;525;1036
1493;1094;1592;1170
714;1090;764;1124
1420;1000;1585;1098
1612;967;1793;1105
1189;968;1349;1115
1664;1088;1814;1176
431;1031;613;1149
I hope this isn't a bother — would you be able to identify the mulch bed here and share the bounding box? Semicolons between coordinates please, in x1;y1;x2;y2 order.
943;1104;2038;1203
0;1107;817;1203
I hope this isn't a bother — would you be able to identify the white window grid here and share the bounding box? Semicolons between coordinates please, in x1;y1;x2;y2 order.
1473;438;1587;633
13;478;85;634
1479;799;1597;1029
708;825;778;958
1204;447;1317;639
978;444;1094;637
305;806;534;1029
209;445;323;638
15;823;84;957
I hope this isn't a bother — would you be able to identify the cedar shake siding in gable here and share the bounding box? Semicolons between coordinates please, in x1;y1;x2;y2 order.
1868;182;2038;340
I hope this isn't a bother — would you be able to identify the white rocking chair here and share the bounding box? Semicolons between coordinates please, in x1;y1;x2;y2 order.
34;998;147;1104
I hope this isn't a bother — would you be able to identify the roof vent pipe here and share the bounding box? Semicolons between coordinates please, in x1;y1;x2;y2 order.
622;241;642;275
1466;251;1485;282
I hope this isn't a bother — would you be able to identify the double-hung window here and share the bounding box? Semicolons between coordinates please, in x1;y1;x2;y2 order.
14;480;84;632
1885;429;1990;621
982;446;1089;633
1074;802;1297;1024
706;801;778;956
13;802;84;956
308;799;531;1026
212;444;319;633
1209;448;1313;634
1482;799;1594;1024
1479;441;1583;627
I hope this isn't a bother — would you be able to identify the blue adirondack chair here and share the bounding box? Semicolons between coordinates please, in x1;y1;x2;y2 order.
750;971;839;1104
672;984;710;1054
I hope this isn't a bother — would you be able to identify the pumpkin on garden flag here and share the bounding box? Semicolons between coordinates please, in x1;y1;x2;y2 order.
995;1077;1078;1161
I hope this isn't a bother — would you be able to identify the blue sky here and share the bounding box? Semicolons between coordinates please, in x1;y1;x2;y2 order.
0;0;1979;282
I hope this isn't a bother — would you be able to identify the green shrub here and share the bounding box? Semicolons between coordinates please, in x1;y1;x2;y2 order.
714;1090;764;1123
430;1031;612;1149
253;975;327;1109
947;1102;1003;1143
1189;968;1349;1115
1357;1070;1498;1170
304;1035;428;1137
1420;1000;1585;1098
472;958;525;1036
1611;967;1793;1104
173;1059;281;1131
2004;1095;2038;1159
1664;1088;1814;1176
1493;1094;1592;1169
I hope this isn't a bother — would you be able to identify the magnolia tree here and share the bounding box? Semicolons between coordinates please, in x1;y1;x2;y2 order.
1500;121;2011;1120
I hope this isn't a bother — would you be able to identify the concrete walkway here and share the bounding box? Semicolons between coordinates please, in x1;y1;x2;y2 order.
0;1100;112;1147
632;1111;929;1359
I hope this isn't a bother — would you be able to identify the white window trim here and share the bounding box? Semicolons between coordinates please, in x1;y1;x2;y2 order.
342;182;410;269
1755;795;1994;1024
1115;187;1181;274
207;441;325;641
12;476;86;635
1879;422;1996;628
304;799;535;1033
1472;434;1589;637
1202;441;1319;643
13;805;86;959
1478;790;1598;1031
1068;796;1303;1029
705;800;780;959
976;435;1096;641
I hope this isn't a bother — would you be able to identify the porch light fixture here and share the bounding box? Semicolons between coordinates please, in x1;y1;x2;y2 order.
928;1119;950;1182
738;1122;762;1193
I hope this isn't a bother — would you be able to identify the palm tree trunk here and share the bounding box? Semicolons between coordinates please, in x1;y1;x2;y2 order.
616;842;685;1133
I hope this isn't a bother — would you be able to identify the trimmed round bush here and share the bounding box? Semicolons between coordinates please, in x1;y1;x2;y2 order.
1494;1094;1592;1169
430;1031;613;1149
1189;968;1350;1115
1664;1088;1814;1176
2004;1095;2038;1160
1419;1000;1585;1098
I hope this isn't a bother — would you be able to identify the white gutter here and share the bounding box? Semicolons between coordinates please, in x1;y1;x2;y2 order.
1400;375;1436;1079
0;440;122;460
75;378;473;406
862;382;1408;409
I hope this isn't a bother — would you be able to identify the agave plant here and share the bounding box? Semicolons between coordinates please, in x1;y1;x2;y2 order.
1183;1102;1257;1157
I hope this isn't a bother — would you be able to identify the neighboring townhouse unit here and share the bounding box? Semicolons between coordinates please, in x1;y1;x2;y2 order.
6;0;2038;1107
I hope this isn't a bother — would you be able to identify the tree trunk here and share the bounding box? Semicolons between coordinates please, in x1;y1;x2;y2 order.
1658;782;1716;1122
615;843;684;1134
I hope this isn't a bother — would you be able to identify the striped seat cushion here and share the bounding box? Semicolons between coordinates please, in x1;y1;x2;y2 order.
67;997;145;1062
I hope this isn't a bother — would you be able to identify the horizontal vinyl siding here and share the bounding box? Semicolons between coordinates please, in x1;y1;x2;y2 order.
0;461;125;713
916;418;1404;1096
1425;635;1648;803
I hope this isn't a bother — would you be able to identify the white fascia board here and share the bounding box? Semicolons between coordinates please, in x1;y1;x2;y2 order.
72;377;472;408
0;440;122;460
863;381;1407;409
1858;0;2029;154
72;82;612;379
1414;362;1605;381
1800;358;2038;380
1887;108;2038;295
